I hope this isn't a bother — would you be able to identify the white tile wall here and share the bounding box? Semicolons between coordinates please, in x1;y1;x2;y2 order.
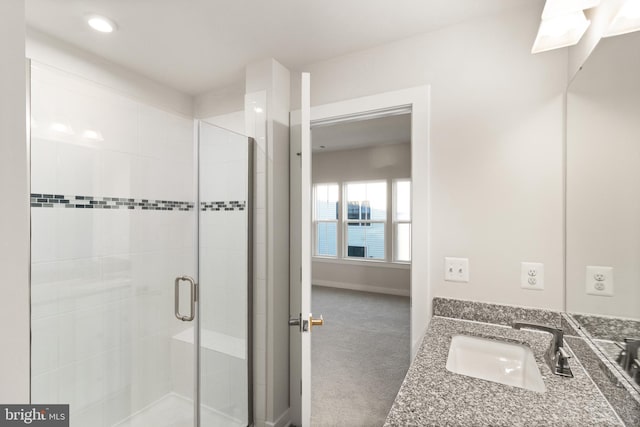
245;90;268;425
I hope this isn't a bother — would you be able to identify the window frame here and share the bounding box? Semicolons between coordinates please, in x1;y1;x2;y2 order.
392;179;412;263
312;178;412;264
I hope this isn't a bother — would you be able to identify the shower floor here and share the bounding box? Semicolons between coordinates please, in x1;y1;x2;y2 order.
114;393;244;427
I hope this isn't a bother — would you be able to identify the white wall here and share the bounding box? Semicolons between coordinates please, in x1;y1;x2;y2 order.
568;0;624;81
203;110;246;136
0;0;30;404
313;143;410;182
245;58;291;427
294;2;567;310
312;143;411;295
195;84;245;119
26;28;193;118
566;32;640;319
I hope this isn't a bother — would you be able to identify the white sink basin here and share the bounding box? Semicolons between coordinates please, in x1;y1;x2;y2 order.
446;334;546;393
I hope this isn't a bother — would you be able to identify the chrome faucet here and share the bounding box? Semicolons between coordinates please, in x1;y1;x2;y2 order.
616;338;640;384
512;322;573;378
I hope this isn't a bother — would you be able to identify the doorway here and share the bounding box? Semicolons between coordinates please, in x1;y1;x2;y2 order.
309;113;412;425
289;83;430;427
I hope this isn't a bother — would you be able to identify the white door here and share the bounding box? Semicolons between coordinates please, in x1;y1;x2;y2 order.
289;72;316;427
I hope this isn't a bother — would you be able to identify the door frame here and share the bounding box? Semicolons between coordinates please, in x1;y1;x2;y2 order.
289;85;432;426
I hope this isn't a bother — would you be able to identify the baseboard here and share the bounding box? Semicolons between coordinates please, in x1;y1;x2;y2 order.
265;408;290;427
313;280;410;297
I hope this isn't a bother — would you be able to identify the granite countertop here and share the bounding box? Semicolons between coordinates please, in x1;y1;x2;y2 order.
385;316;622;427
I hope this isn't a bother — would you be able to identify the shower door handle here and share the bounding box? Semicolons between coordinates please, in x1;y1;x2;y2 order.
175;275;197;321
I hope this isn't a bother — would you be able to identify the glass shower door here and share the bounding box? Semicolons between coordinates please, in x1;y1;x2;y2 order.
29;62;198;427
29;62;251;427
197;122;252;427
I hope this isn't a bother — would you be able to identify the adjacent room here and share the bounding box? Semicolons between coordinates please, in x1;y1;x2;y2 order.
309;114;412;426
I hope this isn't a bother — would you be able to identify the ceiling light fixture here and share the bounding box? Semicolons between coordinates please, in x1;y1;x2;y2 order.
532;11;591;53
532;0;597;54
604;0;640;37
87;15;117;33
541;0;600;19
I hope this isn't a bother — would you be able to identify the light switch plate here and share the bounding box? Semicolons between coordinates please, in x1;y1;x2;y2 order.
445;257;469;282
586;266;614;296
521;262;544;290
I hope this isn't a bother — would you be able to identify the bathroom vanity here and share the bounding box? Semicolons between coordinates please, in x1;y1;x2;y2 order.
385;26;640;427
385;298;634;426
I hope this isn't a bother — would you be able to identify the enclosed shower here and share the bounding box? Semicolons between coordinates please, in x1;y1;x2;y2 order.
29;62;253;427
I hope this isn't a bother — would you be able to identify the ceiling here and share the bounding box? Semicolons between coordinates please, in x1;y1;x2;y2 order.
26;0;533;96
311;114;411;152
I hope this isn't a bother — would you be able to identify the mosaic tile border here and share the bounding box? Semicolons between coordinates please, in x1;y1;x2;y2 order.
200;201;246;211
30;193;195;211
30;194;248;212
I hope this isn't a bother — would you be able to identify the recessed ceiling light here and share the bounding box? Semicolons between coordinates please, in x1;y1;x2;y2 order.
87;15;117;33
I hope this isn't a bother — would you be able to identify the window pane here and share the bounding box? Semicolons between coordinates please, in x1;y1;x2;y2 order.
395;180;411;221
316;222;337;256
346;222;385;259
345;182;386;221
315;184;338;220
395;223;411;262
347;202;360;220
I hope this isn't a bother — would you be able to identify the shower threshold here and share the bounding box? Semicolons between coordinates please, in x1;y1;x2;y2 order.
113;393;244;427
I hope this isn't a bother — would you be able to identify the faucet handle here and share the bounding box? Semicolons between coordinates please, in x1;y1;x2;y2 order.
512;322;564;342
512;321;573;378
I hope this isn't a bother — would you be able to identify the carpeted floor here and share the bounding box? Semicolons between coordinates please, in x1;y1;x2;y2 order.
311;286;410;427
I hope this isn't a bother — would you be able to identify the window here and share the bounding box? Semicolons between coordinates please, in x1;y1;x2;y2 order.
313;179;410;263
393;180;411;262
344;181;386;260
314;183;339;256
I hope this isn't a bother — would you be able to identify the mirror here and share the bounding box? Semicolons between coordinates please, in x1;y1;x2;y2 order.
566;30;640;385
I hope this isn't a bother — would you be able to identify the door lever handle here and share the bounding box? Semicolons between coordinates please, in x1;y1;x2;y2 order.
309;314;324;330
289;313;324;332
289;314;301;327
175;275;197;321
289;313;303;332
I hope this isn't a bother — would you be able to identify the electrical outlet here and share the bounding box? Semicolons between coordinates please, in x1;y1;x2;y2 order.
521;262;544;290
586;266;614;296
444;257;469;282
